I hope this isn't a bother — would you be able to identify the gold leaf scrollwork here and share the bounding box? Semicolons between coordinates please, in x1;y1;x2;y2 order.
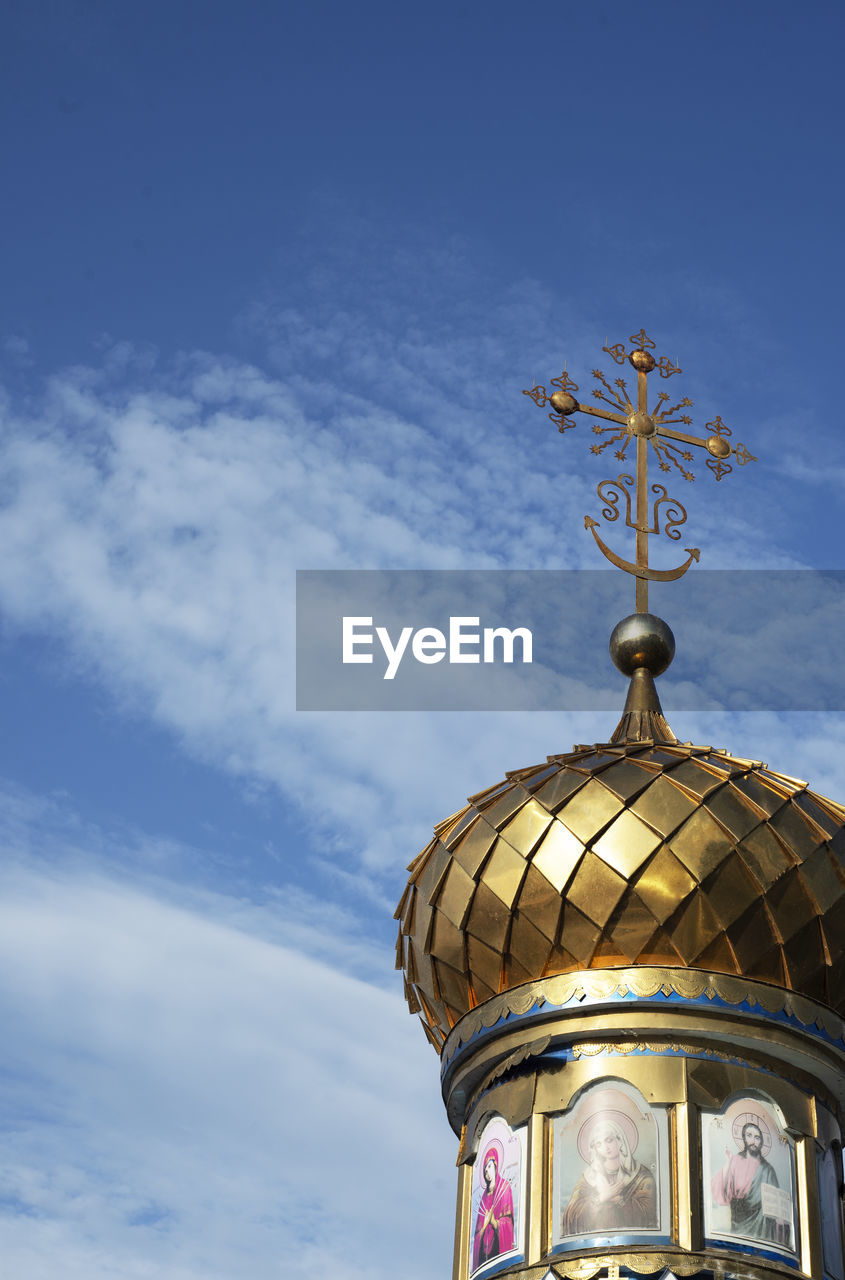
651;484;688;541
550;412;576;435
550;372;579;395
629;328;655;352
597;475;634;526
602;341;628;365
656;355;682;377
706;455;732;481
522;385;548;407
706;414;731;439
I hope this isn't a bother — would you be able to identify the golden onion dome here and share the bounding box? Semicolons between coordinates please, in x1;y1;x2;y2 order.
395;620;845;1051
395;740;845;1050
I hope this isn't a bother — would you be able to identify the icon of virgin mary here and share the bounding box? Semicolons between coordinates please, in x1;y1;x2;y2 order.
472;1140;515;1270
561;1111;657;1236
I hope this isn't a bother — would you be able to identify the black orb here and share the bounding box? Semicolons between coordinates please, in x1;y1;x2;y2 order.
609;613;675;677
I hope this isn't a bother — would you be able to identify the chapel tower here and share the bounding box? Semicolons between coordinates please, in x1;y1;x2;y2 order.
395;333;845;1280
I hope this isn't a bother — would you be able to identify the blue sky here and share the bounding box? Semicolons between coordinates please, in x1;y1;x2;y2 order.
0;2;844;1276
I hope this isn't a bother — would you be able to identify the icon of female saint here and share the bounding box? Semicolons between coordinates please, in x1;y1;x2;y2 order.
472;1140;515;1270
561;1111;657;1236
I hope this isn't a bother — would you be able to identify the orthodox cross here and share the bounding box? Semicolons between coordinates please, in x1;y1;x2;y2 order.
523;329;756;613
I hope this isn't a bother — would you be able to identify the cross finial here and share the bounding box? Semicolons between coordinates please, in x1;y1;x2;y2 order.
523;330;757;613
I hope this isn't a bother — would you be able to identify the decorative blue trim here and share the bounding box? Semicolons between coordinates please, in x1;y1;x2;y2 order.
548;1233;674;1254
441;979;844;1082
703;1234;800;1269
469;1249;524;1280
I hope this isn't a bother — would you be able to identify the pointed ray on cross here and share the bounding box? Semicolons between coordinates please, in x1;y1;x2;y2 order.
523;330;757;613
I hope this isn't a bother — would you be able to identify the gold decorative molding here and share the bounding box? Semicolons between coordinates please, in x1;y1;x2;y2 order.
471;1036;553;1104
550;1254;714;1279
516;1249;798;1279
443;967;845;1062
570;1039;751;1067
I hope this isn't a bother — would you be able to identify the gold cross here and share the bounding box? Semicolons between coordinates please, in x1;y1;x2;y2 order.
523;330;757;612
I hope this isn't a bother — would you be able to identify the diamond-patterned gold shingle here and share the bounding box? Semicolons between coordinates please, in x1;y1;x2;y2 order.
436;959;472;1015
731;770;790;817
478;784;531;829
516;862;564;942
481;838;528;909
396;741;845;1049
765;869;817;942
728;900;778;970
667;758;728;798
565;852;627;928
450;818;497;878
609;893;660;962
670;892;724;964
737;823;795;889
594;758;655;802
466;881;511;950
794;791;844;839
695;931;737;974
634;845;697;924
558;901;602;967
466;934;503;995
705;783;765;842
428;912;466;971
530;820;584;894
629;774;699;837
638;925;684;968
557;777;624;844
532;768;586;813
769;804;822;860
434;860;476;930
671;806;733;883
785;918;826;992
702;856;762;930
509;909;555;974
501;798;553;855
441;807;478;850
801;846;845;913
592;809;662;879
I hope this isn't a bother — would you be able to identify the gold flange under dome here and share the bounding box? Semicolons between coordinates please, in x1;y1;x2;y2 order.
395;331;845;1051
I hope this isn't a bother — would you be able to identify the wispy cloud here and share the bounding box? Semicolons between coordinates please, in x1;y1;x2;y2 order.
0;284;833;897
0;796;454;1278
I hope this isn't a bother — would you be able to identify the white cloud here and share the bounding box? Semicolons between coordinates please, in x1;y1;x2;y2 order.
0;314;835;897
0;820;454;1279
0;338;608;890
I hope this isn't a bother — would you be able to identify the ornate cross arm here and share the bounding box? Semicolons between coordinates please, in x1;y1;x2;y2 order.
523;330;757;612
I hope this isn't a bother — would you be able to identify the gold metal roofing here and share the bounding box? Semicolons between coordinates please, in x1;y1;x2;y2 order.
395;741;845;1050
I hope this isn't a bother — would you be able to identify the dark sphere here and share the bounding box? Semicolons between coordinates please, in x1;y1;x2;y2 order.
610;613;675;676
